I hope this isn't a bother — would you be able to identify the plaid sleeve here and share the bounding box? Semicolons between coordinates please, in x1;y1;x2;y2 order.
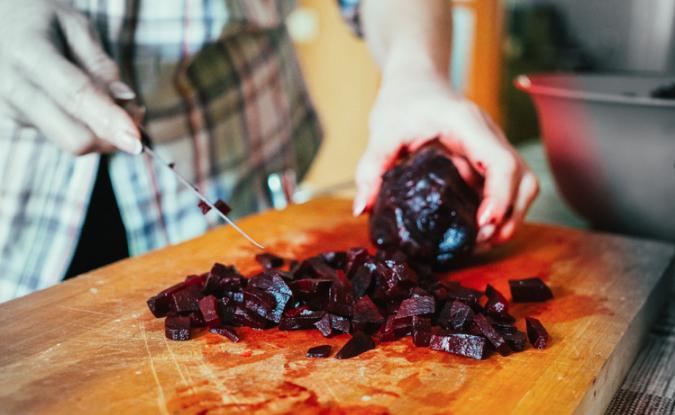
337;0;363;37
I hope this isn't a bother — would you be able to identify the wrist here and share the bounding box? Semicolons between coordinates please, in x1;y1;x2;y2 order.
380;42;451;89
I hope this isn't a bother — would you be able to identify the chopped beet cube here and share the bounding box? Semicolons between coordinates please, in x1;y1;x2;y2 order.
525;317;550;349
198;200;212;214
241;288;276;320
335;332;376;359
351;296;384;332
438;300;474;330
372;260;418;301
412;316;432;347
429;333;488;360
345;247;370;276
349;261;375;298
485;284;509;315
509;278;554;302
445;282;483;308
307;345;332;358
293;257;338;280
395;295;435;318
500;328;527;352
279;306;325;330
209;325;240;342
170;285;202;313
314;313;350;337
472;314;510;356
214;199;232;215
165;315;191;341
379;315;413;342
147;282;183;318
248;271;292;323
231;305;268;329
319;251;347;269
255;253;285;270
204;263;245;296
198;295;220;325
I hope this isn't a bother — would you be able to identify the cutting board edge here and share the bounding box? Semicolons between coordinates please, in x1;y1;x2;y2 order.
573;253;675;415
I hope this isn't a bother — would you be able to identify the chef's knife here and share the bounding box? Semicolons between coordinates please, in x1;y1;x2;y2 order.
124;104;264;249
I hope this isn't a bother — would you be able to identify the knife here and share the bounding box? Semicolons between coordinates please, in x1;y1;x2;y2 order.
125;104;264;250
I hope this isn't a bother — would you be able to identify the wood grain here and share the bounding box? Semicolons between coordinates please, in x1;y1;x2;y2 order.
0;198;672;415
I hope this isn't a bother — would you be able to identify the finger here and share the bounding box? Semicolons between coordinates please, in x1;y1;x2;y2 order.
56;9;136;101
9;80;109;155
496;170;539;242
353;149;386;216
17;44;141;154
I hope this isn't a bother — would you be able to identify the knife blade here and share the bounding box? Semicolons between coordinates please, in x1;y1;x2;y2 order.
137;125;265;250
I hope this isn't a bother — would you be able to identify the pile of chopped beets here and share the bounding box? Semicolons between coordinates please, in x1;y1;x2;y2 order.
147;249;552;360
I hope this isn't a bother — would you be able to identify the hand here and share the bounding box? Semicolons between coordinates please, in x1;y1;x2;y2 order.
0;0;141;155
354;75;539;245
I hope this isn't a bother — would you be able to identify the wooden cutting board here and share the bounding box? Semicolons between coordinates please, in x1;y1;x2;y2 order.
0;198;673;415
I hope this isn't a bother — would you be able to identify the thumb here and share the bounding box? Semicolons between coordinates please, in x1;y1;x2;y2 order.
56;8;136;101
353;145;400;216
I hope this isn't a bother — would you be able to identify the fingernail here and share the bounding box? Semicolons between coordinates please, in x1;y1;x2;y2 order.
116;130;142;155
109;81;136;101
353;196;367;217
478;202;493;226
500;221;516;240
476;224;496;243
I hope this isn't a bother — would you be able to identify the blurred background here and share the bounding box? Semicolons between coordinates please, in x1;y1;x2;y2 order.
286;0;675;241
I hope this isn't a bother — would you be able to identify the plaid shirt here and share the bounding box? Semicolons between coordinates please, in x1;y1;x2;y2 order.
0;0;335;302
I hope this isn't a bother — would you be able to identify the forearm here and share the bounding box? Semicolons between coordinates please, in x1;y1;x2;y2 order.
361;0;452;83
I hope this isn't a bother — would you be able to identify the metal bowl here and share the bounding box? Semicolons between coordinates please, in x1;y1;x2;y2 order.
516;73;675;242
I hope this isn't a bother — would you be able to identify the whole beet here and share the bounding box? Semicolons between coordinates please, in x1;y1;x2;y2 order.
369;146;479;269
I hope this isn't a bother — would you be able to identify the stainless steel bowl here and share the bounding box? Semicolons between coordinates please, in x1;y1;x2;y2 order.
516;73;675;242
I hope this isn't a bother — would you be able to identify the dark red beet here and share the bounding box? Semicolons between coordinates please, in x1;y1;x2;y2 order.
314;313;350;337
412;316;432;347
307;345;332;358
248;271;292;323
379;315;414;342
279;306;325;330
395;295;435;318
231;304;269;329
170;284;203;313
444;282;483;308
472;314;510;356
429;333;488;360
214;199;232;215
240;288;276;320
147;274;206;318
499;326;527;352
165;315;191;341
438;300;474;330
203;263;245;296
525;317;550;349
351;296;384;332
370;259;418;302
345;247;370;276
255;253;285;270
335;332;376;359
349;260;376;298
319;251;347;269
198;200;211;214
509;277;554;302
198;295;220;325
369;146;479;269
209;325;240;342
